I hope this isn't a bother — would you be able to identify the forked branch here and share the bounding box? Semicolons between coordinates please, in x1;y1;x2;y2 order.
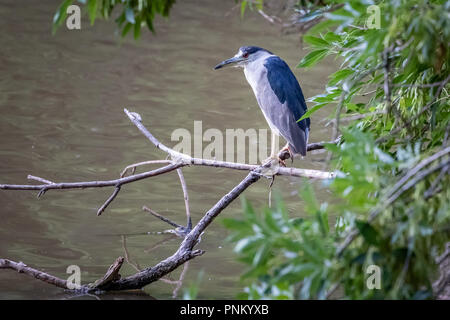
0;108;338;293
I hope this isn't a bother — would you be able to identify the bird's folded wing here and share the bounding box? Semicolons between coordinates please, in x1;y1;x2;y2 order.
259;56;310;155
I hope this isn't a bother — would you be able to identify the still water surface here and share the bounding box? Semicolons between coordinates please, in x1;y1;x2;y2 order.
0;0;335;299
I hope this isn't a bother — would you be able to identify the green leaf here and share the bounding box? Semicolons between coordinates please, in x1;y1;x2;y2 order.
234;236;264;253
299;182;319;214
355;220;379;246
52;0;74;34
324;31;342;42
253;242;271;266
276;263;316;282
182;270;203;300
222;218;252;233
311;91;342;103
297;49;328;68
255;0;263;11
297;103;328;122
87;0;98;25
306;19;340;36
242;197;256;221
146;13;155;33
303;35;329;48
328;69;354;86
263;208;281;233
134;16;141;39
240;1;247;18
121;22;132;37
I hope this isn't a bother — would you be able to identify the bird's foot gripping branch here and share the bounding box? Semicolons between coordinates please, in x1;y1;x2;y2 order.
0;108;336;294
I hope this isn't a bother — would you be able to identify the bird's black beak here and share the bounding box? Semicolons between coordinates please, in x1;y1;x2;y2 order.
214;56;244;70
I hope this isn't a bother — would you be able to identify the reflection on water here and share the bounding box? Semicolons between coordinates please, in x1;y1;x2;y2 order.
0;0;335;299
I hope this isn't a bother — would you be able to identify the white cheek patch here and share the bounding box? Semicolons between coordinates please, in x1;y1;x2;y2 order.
233;50;245;68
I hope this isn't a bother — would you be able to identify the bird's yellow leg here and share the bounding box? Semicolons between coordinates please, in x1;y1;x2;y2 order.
270;131;277;158
259;132;280;177
263;131;286;167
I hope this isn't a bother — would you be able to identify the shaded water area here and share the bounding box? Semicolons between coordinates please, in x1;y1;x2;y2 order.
0;0;336;299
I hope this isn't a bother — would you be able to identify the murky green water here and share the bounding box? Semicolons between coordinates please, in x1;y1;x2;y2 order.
0;0;335;299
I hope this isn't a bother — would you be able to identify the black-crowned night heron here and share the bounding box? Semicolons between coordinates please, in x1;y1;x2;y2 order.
214;46;310;164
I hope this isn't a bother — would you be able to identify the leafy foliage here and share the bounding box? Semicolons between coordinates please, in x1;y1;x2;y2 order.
225;0;449;299
238;0;264;18
53;0;176;39
183;270;204;300
225;128;448;299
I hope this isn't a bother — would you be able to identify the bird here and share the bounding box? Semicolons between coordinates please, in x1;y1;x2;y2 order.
214;46;310;165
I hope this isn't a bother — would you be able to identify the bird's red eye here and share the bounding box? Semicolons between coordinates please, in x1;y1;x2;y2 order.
243;53;249;58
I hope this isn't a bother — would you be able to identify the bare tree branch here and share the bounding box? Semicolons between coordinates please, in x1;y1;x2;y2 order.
0;108;339;293
120;160;172;178
177;168;192;230
0;111;335;200
142;206;184;230
122;235;141;272
124;108;335;179
88;257;125;290
0;256;126;293
0;163;182;192
27;175;54;185
97;186;121;216
1;163;182;215
101;170;261;291
0;259;68;289
257;9;282;25
172;261;189;299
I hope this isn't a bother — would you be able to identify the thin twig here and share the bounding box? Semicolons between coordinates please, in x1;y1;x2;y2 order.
324;111;385;127
257;9;282;25
376;74;450;144
325;282;340;299
176;168;192;230
172;261;190;298
142;206;183;229
361;89;377;96
424;165;448;199
392;81;449;88
333;92;346;140
392;239;413;296
144;234;177;254
120;160;173;178
97;186;121;216
383;47;392;114
121;235;141;273
27;175;54;185
0;163;182;192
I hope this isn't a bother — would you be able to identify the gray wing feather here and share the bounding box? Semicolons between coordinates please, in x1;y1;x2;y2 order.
256;56;310;156
257;91;309;156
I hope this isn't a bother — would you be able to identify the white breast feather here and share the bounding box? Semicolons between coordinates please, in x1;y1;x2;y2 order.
243;53;281;137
